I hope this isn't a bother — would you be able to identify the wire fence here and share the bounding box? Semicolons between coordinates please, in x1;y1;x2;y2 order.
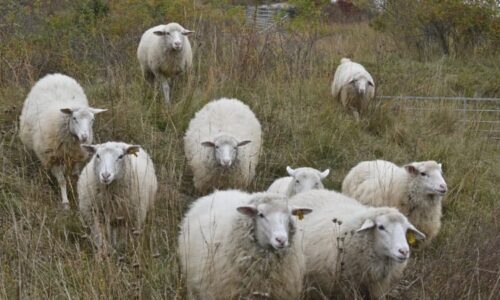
380;95;500;141
245;4;293;33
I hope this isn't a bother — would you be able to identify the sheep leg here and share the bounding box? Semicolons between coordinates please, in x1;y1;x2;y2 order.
51;165;69;210
161;79;171;105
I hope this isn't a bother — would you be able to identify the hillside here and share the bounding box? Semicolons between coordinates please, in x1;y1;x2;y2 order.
0;1;499;299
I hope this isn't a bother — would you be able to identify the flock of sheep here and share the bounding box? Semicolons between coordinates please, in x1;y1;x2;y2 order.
18;22;448;299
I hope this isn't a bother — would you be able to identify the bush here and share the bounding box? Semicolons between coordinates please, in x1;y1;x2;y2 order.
370;0;500;58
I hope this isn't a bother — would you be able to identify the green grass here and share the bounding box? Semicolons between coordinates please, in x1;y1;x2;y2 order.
0;1;499;299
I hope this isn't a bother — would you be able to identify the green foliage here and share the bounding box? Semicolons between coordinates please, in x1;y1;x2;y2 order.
371;0;500;58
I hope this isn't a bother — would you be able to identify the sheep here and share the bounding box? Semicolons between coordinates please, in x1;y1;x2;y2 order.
178;190;313;300
19;73;107;209
342;159;447;243
137;22;194;105
77;142;157;258
290;189;425;300
184;98;262;193
267;166;330;197
331;58;375;120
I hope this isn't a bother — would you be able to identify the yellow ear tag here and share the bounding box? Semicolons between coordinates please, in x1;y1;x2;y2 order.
407;231;417;246
297;210;304;221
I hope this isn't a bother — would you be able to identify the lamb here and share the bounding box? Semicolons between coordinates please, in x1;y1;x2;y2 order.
137;22;194;105
184;98;262;193
77;142;157;258
177;190;312;300
331;58;375;120
342;160;447;243
267;166;330;197
290;189;425;299
19;73;107;209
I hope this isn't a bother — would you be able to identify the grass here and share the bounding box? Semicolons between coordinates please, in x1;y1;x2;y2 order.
0;1;499;299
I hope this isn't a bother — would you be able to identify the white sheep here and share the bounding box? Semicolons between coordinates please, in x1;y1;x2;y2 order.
342;160;447;243
267;166;330;197
331;58;375;119
184;98;262;193
178;190;312;299
77;142;157;258
19;73;107;209
137;22;194;105
290;189;425;299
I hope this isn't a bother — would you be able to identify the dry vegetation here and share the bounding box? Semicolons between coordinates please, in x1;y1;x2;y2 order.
0;1;499;299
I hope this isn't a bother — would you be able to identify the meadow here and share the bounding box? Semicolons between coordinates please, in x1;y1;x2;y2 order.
0;1;499;299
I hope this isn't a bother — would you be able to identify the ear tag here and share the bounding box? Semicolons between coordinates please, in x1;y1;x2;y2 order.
407;231;417;246
297;210;304;221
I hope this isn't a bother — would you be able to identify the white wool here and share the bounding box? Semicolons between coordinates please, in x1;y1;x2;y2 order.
178;190;309;300
290;189;424;299
267;166;329;197
137;22;193;104
331;58;375;119
19;73;106;208
184;98;262;193
342;159;447;243
78;142;157;253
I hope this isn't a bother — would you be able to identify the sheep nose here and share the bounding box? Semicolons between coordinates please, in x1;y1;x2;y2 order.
80;134;88;142
398;248;409;257
439;184;447;192
222;159;231;167
275;237;286;247
174;41;182;48
101;172;111;182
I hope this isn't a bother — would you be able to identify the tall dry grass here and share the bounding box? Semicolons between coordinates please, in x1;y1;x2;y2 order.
0;1;499;299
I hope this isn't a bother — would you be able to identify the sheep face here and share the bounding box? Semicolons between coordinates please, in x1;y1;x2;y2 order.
153;23;193;52
404;161;447;195
81;143;140;185
202;136;251;169
287;167;329;195
60;107;107;143
357;213;425;262
349;76;374;95
237;200;312;250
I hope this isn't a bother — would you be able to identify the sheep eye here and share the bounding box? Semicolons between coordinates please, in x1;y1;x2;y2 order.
166;32;170;35
378;225;385;231
96;154;100;159
215;145;219;149
296;180;300;184
420;172;427;176
368;82;374;86
118;155;124;159
72;117;77;121
258;212;265;218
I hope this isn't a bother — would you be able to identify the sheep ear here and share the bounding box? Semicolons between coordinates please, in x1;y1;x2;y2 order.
125;145;141;157
404;164;419;176
320;169;330;179
60;108;73;115
201;141;215;148
237;206;258;217
182;30;194;36
286;166;295;176
237;140;251;147
81;144;96;155
291;207;313;219
90;108;108;114
406;223;426;241
356;219;376;232
153;31;166;36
